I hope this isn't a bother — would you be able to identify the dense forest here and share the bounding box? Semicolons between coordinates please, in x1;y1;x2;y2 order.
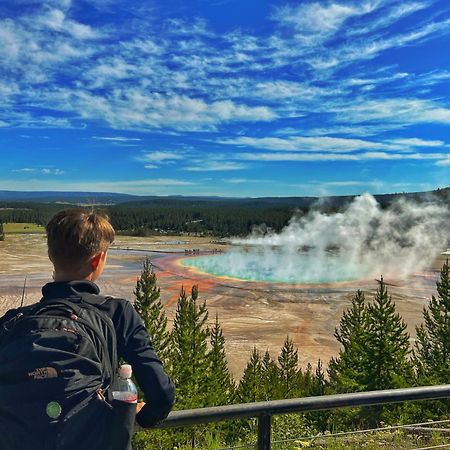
132;258;450;449
0;187;449;237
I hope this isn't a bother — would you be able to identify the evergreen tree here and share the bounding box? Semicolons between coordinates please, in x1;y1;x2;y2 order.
306;359;330;432
311;359;326;397
365;279;412;391
133;257;170;363
206;314;235;406
0;222;4;241
278;336;300;398
170;285;210;410
261;350;280;401
328;290;368;393
414;260;450;383
300;363;315;397
237;347;264;403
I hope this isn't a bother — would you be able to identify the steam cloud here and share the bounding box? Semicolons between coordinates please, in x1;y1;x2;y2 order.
186;194;449;283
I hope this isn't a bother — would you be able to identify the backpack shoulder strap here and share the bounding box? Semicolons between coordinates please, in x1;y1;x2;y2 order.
77;293;119;382
34;297;84;317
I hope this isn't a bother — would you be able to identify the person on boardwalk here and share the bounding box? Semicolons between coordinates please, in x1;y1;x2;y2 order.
0;209;175;450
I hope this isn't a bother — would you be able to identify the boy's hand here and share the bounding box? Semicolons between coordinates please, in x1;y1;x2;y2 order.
136;402;145;414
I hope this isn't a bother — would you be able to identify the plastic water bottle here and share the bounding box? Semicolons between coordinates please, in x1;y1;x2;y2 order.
112;364;138;403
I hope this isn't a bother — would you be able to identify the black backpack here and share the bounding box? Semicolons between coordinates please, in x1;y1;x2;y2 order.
0;295;132;450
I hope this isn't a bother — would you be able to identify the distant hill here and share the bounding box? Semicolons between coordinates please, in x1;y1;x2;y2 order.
0;190;138;204
0;187;448;208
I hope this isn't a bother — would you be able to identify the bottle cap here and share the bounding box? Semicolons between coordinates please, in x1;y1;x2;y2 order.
118;364;133;379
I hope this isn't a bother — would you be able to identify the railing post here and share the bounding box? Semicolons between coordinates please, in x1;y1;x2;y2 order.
257;414;271;450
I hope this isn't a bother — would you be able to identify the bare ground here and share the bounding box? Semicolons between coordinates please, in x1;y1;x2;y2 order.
0;234;445;379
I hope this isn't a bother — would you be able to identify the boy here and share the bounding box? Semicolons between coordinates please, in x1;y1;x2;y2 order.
0;209;175;450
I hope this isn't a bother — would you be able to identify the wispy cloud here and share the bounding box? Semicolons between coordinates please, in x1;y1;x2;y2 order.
93;136;142;142
436;158;450;166
387;138;446;148
12;167;66;175
222;178;268;184
220;135;397;153
238;151;448;162
333;98;450;126
2;0;450;196
183;161;249;171
140;151;184;164
273;1;376;41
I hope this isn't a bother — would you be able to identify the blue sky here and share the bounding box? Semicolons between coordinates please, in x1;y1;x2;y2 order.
1;0;450;197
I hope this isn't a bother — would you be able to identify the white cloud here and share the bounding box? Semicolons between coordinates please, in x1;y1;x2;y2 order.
35;8;98;39
12;168;35;173
93;136;142;142
309;18;450;70
41;168;65;175
51;90;276;131
221;135;396;153
335;98;450;125
2;0;450;184
346;2;431;37
273;2;375;38
183;161;248;171
12;168;65;175
141;151;184;163
238;151;448;162
387;138;445;148
223;178;268;184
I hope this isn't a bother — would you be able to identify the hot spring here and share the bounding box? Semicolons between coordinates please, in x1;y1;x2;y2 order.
183;194;448;284
182;248;360;284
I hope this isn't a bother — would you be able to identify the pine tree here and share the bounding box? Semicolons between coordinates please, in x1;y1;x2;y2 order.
261;350;281;401
133;257;170;363
278;336;300;398
170;285;210;410
207;314;235;406
237;347;264;403
308;359;330;432
310;359;326;397
414;260;450;383
365;279;412;391
328;290;368;393
300;363;315;397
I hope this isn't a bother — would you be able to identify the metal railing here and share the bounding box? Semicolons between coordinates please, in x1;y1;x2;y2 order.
154;384;450;449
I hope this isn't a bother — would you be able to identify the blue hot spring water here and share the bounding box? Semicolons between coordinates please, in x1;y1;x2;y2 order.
181;249;359;284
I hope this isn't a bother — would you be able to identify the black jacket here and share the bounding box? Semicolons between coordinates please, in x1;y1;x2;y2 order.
0;280;175;428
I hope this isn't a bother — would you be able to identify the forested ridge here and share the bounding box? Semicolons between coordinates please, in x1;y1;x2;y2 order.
0;187;448;237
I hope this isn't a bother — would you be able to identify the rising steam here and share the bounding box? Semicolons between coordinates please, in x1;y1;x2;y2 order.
184;194;449;283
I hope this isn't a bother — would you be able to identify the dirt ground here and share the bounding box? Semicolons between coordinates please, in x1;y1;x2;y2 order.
0;233;447;379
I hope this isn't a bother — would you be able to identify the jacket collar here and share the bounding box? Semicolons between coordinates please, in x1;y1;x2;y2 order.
41;280;100;300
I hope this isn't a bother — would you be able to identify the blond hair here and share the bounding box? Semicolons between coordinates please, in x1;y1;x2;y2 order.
46;209;115;271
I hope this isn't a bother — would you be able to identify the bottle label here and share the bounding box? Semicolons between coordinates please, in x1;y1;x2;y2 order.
112;392;138;403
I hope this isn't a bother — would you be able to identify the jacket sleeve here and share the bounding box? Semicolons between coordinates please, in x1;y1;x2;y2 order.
117;301;175;427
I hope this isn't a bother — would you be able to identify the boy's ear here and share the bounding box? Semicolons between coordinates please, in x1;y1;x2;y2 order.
90;252;103;271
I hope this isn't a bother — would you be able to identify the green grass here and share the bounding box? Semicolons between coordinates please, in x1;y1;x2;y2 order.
3;223;45;234
269;429;450;449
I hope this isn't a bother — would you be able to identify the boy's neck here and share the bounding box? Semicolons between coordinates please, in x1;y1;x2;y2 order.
53;270;96;283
